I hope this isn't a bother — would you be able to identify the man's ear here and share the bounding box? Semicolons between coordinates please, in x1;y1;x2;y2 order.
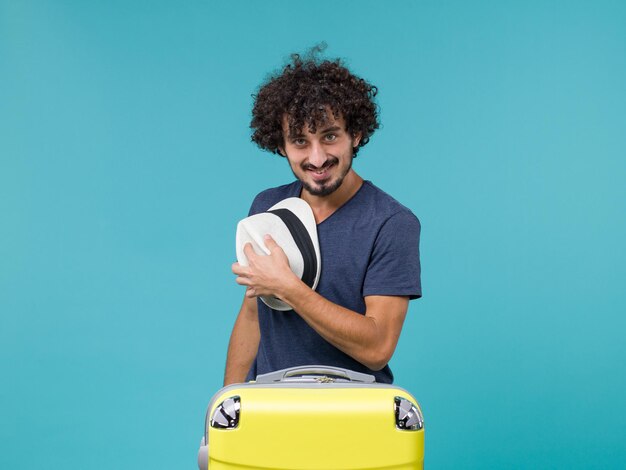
278;146;287;157
352;132;363;148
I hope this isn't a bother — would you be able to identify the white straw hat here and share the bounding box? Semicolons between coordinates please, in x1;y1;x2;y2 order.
236;197;321;311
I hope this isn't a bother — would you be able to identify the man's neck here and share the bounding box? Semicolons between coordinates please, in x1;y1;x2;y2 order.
301;170;364;224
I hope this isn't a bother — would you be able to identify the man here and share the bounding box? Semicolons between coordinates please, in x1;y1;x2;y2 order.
225;52;421;385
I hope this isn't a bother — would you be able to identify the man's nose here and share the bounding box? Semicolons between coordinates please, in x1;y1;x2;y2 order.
308;141;328;167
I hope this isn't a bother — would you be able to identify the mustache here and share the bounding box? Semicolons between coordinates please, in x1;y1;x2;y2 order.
302;156;339;171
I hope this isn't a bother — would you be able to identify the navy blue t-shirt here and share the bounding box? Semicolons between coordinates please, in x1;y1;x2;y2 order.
244;180;421;383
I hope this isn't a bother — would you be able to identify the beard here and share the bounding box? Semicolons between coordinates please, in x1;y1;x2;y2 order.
295;155;353;197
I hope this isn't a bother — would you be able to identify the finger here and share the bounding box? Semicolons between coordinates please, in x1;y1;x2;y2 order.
235;276;252;286
264;234;279;252
245;287;257;298
232;263;250;276
243;243;257;259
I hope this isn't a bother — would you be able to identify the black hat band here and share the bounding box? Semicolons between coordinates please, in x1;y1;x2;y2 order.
267;208;318;289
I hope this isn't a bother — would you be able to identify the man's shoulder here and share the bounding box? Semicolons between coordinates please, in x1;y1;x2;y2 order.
249;181;302;216
359;181;419;224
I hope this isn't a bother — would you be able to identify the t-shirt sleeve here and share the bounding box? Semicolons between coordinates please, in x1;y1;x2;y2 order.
248;190;272;216
362;210;422;300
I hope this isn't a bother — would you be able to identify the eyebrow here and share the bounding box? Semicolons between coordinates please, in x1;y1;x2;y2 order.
288;125;342;140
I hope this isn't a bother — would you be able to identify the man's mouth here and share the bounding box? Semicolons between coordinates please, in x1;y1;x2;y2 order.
308;163;334;181
305;159;337;181
312;165;332;174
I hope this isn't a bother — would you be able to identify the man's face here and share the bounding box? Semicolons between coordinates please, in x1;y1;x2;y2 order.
280;113;361;197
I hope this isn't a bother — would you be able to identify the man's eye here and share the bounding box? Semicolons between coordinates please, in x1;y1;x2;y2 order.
324;134;337;142
294;139;307;146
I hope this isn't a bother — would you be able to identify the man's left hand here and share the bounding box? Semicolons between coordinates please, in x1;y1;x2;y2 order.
232;235;298;299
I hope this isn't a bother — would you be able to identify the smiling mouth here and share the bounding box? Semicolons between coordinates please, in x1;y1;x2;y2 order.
311;163;333;174
307;163;335;181
305;158;337;177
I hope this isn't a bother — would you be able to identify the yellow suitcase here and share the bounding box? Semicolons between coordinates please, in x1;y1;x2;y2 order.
198;365;425;469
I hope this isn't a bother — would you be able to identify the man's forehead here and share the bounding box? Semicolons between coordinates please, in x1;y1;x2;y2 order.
281;112;346;137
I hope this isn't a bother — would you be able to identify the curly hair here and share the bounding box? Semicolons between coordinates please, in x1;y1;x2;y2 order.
250;48;379;157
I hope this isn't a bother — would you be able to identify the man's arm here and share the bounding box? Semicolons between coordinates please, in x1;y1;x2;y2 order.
284;289;409;371
232;236;409;371
223;295;259;386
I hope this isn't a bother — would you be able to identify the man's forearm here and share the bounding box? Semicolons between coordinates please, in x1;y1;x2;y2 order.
279;278;408;371
224;298;260;385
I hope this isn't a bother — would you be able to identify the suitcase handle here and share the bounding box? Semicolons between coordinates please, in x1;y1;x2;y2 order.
255;365;376;384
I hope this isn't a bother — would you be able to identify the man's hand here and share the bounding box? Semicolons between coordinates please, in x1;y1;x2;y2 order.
232;235;299;299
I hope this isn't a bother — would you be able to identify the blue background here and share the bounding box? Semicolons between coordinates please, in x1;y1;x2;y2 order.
1;1;625;468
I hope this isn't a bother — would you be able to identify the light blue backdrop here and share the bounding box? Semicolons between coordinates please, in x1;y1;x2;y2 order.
1;1;625;468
